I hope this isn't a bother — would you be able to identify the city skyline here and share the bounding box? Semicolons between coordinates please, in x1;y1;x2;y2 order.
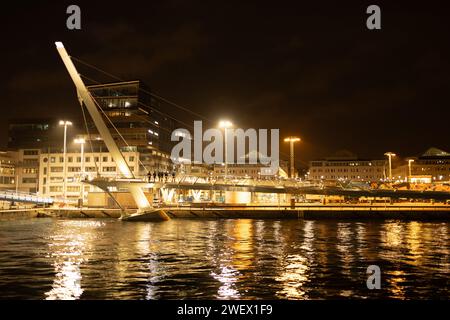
1;1;449;162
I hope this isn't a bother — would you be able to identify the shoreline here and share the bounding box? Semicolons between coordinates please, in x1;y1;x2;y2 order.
1;205;449;220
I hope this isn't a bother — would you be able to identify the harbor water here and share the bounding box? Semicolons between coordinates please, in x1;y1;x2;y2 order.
0;218;448;299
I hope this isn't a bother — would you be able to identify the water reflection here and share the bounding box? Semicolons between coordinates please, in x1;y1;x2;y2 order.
134;223;158;300
45;220;103;300
211;220;256;299
231;220;254;270
336;223;354;277
276;254;309;299
387;269;407;299
406;222;423;266
0;219;448;299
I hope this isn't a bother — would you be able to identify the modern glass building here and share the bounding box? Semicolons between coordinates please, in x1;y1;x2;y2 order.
86;80;184;174
7;118;66;150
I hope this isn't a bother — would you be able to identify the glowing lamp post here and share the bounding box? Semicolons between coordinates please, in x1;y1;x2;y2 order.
74;138;86;202
384;152;396;181
219;120;233;180
59;120;72;200
284;137;301;179
407;159;415;182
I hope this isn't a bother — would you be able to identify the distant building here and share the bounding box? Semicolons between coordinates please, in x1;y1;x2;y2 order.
86;80;185;174
0;152;16;190
212;161;289;179
38;149;140;200
14;149;40;193
7;118;69;150
0;149;40;193
308;150;386;182
392;147;450;182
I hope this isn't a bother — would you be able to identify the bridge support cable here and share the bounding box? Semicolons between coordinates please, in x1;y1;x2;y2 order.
71;56;212;123
55;42;169;221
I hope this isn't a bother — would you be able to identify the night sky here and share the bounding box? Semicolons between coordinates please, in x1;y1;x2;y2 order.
1;1;449;164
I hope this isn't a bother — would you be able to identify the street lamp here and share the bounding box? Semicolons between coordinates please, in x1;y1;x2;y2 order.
284;137;301;179
407;159;415;182
384;152;396;181
74;138;85;202
59;120;72;200
219;120;233;180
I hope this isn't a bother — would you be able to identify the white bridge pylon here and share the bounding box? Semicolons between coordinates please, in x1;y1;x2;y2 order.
55;42;169;221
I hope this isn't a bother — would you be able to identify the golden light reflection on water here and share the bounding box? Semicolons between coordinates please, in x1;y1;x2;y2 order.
273;222;313;299
210;220;256;299
231;220;254;270
45;220;103;300
301;221;315;262
387;269;406;299
14;218;446;300
314;223;329;268
382;222;404;248
336;223;354;276
134;223;159;300
275;254;309;299
355;223;366;258
406;221;423;266
435;223;450;273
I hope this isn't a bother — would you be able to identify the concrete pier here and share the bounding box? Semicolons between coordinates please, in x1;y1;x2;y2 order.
1;204;449;220
162;206;450;220
0;209;39;220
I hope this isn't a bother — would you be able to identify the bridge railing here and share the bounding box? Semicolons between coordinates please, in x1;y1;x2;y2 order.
0;189;54;204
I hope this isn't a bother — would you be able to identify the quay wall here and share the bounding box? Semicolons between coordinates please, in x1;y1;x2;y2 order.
0;209;39;220
165;209;449;220
0;207;449;220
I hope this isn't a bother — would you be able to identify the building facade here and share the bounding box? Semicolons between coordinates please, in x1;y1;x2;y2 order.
0;152;16;190
308;152;386;182
212;162;289;179
14;149;40;193
392;147;450;182
38;150;140;200
86;80;185;174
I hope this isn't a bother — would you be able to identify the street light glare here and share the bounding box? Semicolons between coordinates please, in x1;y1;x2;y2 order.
284;137;301;142
59;120;73;126
74;138;85;144
218;120;233;128
384;152;396;157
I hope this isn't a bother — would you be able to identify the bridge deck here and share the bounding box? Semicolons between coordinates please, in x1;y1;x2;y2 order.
86;176;450;201
0;190;53;204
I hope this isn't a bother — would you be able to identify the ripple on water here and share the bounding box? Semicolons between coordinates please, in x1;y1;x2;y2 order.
0;219;448;299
